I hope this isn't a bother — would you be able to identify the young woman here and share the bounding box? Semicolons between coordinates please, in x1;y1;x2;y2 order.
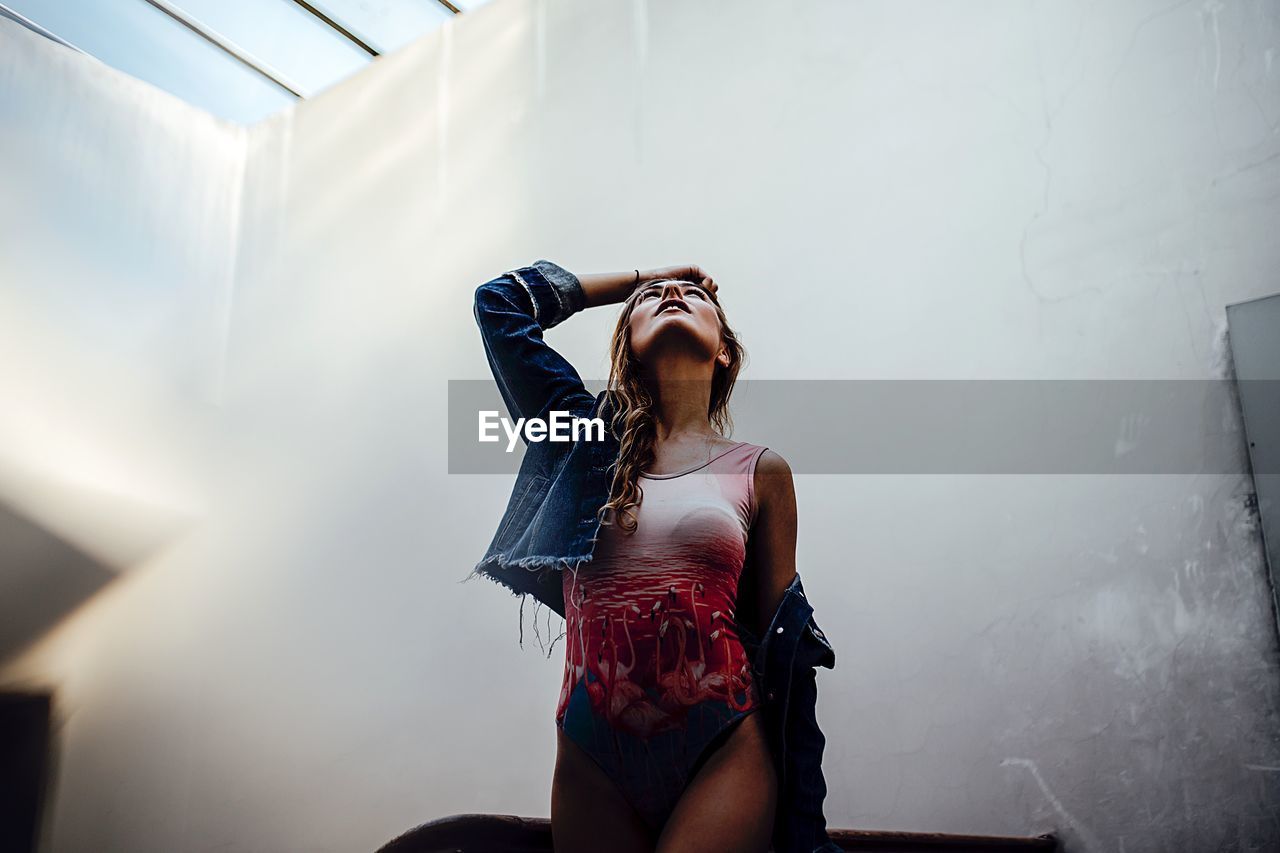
469;261;836;853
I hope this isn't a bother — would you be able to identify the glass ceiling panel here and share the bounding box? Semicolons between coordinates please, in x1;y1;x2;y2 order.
308;0;453;55
4;0;494;124
5;0;296;124
168;0;371;96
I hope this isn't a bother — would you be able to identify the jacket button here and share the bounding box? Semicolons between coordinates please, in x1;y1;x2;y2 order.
776;626;784;634
766;690;776;701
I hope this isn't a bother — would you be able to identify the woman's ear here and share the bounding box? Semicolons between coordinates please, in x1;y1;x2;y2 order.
716;346;731;368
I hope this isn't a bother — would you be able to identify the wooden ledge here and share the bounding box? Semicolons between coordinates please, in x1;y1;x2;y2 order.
376;814;1059;852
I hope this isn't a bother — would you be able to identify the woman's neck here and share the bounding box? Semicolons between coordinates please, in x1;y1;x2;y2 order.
640;345;723;440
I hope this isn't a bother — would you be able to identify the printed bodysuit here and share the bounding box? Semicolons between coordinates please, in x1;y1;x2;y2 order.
555;440;768;835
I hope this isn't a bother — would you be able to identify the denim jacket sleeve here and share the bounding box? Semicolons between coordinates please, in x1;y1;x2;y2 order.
778;663;841;853
472;260;595;434
780;616;840;853
740;575;841;853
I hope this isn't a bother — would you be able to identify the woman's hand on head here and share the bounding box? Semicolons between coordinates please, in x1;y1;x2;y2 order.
642;265;717;296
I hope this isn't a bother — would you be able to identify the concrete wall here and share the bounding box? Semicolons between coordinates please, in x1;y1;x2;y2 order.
2;1;1279;851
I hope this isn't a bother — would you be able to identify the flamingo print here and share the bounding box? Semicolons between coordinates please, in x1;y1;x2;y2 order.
688;609;752;710
656;619;702;713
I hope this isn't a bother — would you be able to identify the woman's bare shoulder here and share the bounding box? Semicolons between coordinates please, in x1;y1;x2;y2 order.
754;447;792;476
753;448;796;508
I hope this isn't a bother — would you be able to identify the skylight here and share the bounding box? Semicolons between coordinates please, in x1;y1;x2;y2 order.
1;0;491;124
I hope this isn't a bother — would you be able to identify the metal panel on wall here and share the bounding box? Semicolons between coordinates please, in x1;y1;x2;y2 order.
1228;292;1280;637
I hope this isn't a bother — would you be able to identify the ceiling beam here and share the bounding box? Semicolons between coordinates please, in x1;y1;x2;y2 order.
287;1;379;57
0;3;87;53
139;0;303;98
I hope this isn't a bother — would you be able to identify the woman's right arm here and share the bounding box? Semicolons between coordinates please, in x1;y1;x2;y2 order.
472;261;719;428
578;265;719;308
473;260;596;427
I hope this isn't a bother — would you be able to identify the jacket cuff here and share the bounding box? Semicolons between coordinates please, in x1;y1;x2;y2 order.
531;259;586;328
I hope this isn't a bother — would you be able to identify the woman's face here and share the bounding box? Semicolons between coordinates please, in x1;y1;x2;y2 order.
627;280;729;368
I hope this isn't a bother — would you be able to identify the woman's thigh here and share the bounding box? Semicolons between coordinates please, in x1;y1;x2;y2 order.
654;711;777;853
551;727;654;853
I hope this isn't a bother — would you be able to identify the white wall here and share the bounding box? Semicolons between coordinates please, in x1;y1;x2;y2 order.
3;1;1280;852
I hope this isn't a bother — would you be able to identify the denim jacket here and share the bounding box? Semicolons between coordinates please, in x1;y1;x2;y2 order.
464;260;840;853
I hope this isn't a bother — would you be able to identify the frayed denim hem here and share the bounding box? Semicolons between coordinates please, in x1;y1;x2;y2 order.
460;553;594;656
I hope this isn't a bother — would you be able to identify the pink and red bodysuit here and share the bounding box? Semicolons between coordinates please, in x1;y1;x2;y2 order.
555;440;768;834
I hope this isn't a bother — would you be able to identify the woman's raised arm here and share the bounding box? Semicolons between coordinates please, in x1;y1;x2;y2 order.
578;264;719;308
473;262;719;431
473;260;596;428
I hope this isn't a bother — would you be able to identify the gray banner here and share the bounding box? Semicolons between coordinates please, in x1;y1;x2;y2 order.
447;379;1271;475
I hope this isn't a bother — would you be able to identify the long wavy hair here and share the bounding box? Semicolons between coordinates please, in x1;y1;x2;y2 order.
596;279;747;534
